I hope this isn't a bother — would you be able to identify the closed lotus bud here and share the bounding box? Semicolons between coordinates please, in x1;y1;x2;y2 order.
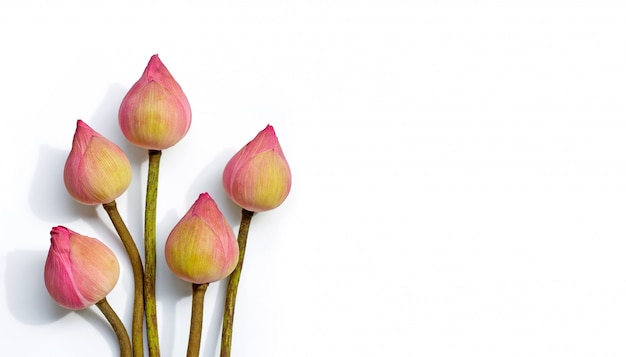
165;193;238;284
118;54;192;150
223;125;291;212
64;120;132;205
44;226;120;310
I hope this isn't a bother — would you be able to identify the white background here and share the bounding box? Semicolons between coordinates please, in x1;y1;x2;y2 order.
1;0;626;356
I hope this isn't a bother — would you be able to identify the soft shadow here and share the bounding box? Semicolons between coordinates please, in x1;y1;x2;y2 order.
86;83;146;166
6;252;120;355
155;208;191;357
204;279;228;357
5;250;69;324
29;145;98;223
185;148;241;226
78;306;119;356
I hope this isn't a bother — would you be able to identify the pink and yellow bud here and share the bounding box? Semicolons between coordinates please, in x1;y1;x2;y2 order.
223;125;291;212
64;120;132;205
44;226;120;310
165;193;239;284
118;54;192;150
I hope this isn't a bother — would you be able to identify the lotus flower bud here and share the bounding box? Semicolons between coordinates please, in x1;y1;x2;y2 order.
223;125;291;212
64;120;132;205
44;226;120;310
165;193;238;284
118;54;192;150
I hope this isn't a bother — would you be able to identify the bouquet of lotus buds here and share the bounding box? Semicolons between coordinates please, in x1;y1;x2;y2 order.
43;55;292;357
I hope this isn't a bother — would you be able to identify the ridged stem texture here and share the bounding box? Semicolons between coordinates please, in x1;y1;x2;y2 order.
220;208;254;357
145;149;162;357
96;298;132;357
186;283;209;357
102;200;145;357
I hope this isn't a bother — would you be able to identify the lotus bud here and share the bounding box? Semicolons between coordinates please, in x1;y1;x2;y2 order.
64;120;132;205
165;193;238;284
118;54;192;150
223;125;291;212
44;226;120;310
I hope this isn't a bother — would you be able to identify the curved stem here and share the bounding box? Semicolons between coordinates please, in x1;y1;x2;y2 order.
145;149;162;357
220;208;254;357
102;201;145;357
96;298;132;357
186;283;209;357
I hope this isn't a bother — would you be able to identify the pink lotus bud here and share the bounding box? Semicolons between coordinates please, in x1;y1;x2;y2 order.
223;125;291;212
165;193;239;284
44;226;120;310
118;54;192;150
64;120;132;205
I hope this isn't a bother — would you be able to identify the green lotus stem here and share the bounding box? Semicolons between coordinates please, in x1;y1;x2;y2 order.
220;208;254;357
186;283;210;357
102;201;145;357
145;149;162;357
96;298;132;357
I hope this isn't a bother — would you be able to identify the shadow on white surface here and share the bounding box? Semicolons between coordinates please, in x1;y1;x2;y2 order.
77;307;120;356
203;280;228;357
183;147;240;225
28;145;98;224
152;207;190;356
85;84;148;166
5;249;68;324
